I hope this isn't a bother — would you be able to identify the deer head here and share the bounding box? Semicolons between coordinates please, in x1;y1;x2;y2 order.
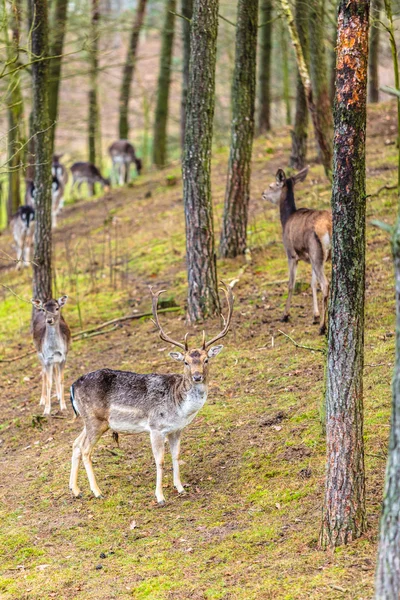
31;296;68;326
150;283;234;384
262;167;309;204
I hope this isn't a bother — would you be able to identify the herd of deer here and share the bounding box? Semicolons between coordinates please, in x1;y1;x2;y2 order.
11;159;332;504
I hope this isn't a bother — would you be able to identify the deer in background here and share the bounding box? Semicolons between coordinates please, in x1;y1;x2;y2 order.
10;205;35;269
69;283;234;504
109;140;142;185
70;162;111;197
25;176;63;228
31;296;71;415
262;167;332;335
52;154;68;226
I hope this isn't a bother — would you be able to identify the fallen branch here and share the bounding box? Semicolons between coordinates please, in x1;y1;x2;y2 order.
369;183;397;198
278;329;326;354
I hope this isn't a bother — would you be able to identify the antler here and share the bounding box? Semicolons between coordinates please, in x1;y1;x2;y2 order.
203;281;234;349
150;287;188;351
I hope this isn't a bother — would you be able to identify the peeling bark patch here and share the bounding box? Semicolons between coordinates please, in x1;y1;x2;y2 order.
336;12;369;107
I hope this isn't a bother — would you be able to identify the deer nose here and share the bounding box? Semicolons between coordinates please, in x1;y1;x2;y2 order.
192;373;203;383
47;318;54;325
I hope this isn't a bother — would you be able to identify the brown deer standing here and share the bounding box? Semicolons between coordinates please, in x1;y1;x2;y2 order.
31;296;71;415
108;140;142;185
262;167;332;334
69;283;234;504
70;162;111;196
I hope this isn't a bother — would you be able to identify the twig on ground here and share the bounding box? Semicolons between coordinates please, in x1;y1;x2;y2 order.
369;183;397;198
277;329;326;354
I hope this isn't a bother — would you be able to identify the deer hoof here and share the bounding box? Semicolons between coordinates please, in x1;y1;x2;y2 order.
157;500;166;507
313;316;320;325
319;325;327;336
281;315;290;323
70;488;82;498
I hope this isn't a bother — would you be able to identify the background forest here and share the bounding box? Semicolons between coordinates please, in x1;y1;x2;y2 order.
0;0;400;599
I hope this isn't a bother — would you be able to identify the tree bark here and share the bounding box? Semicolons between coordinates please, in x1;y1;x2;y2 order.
368;0;381;103
319;0;370;549
290;0;309;169
281;19;291;125
48;0;69;152
219;0;258;259
183;0;220;322
118;0;147;140
308;0;333;163
180;0;193;148
88;0;101;165
257;0;272;135
152;0;176;168
30;0;53;302
280;0;333;177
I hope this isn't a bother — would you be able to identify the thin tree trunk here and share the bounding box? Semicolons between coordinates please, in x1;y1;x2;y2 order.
152;0;176;168
257;0;272;134
30;0;53;302
6;0;24;222
308;0;333;163
88;0;100;165
219;0;258;259
368;0;381;103
48;0;69;152
118;0;147;140
319;0;370;549
180;0;193;148
290;0;309;169
281;20;291;125
280;0;333;177
183;0;220;322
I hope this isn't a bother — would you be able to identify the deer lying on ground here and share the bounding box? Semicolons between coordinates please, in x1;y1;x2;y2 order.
109;140;142;185
70;162;111;196
69;283;234;504
10;205;35;269
31;296;71;415
262;167;332;334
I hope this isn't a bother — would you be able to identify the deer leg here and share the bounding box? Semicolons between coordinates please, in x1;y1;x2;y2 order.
43;364;53;415
15;242;23;270
150;430;166;505
119;165;124;186
311;269;320;324
58;361;66;410
168;431;184;494
282;257;298;322
40;368;47;405
24;242;30;267
70;428;86;497
81;422;108;498
124;163;129;184
313;262;329;335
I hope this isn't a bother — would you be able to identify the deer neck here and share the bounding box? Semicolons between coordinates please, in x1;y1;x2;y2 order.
279;179;296;228
177;375;208;417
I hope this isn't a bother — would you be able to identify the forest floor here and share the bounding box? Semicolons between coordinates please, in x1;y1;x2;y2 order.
0;103;398;600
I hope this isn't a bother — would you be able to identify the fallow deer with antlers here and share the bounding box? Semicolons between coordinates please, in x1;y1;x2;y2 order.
69;283;234;504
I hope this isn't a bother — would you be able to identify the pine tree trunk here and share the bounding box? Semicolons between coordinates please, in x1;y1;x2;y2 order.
183;0;220;322
88;0;100;165
180;0;193;148
280;0;333;177
152;0;176;168
257;0;272;135
30;0;53;302
219;0;258;259
290;0;309;169
6;0;24;223
281;20;291;126
368;0;381;103
48;0;69;152
319;0;369;549
118;0;147;140
308;0;333;163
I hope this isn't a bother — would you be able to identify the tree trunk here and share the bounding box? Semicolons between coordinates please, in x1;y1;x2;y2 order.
319;0;369;549
368;0;381;103
30;0;53;302
219;0;258;259
118;0;147;140
281;20;291;125
6;0;24;223
308;0;333;163
290;0;309;169
183;0;220;322
180;0;193;148
257;0;272;135
88;0;101;165
152;0;176;168
280;0;333;177
48;0;69;152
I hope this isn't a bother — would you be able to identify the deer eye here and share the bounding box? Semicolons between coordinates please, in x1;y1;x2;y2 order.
184;361;189;366
204;358;209;364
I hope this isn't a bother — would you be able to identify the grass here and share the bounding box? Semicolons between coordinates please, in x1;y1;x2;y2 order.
0;101;398;599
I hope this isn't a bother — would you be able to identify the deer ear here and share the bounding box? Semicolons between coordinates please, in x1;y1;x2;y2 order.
169;351;184;362
57;295;68;307
292;166;309;185
207;345;223;359
31;299;43;310
276;169;286;184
